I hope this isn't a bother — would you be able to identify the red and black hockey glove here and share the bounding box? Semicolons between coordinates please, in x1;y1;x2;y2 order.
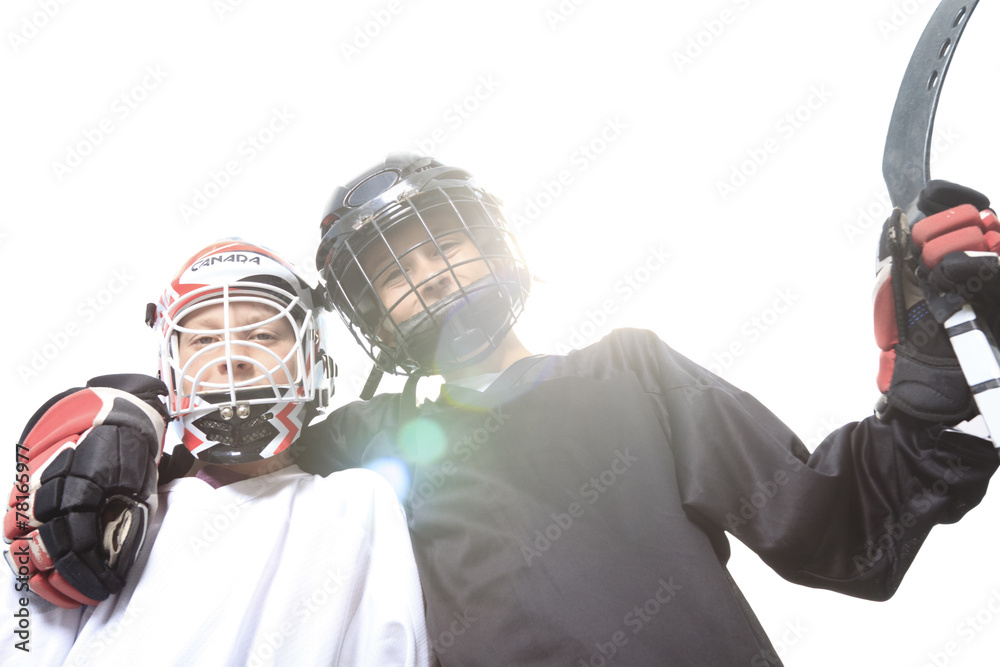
3;374;168;608
874;180;998;423
912;204;1000;329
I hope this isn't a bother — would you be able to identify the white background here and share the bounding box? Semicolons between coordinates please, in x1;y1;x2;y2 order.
4;0;1000;664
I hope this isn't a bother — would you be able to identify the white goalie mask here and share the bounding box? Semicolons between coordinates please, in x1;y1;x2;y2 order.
148;239;334;465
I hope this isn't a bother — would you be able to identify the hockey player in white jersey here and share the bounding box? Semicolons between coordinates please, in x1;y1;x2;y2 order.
3;239;431;666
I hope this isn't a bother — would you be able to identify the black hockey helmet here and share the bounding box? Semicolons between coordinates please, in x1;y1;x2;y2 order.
316;152;531;377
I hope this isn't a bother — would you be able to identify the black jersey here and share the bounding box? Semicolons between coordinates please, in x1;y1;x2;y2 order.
298;328;998;666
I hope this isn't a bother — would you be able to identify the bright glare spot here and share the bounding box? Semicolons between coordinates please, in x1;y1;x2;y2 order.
397;417;448;464
364;457;412;501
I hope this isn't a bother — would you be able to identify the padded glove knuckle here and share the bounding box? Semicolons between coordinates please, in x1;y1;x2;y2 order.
5;374;167;607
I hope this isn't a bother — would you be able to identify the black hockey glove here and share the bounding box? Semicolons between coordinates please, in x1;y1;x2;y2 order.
3;374;168;608
874;180;998;423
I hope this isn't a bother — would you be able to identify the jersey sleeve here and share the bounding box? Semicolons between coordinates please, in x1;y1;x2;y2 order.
336;470;432;666
621;328;998;601
295;393;402;476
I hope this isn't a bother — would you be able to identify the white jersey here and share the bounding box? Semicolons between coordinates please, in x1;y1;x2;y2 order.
2;466;431;667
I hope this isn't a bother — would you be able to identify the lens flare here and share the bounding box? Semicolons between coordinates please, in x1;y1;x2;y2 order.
363;457;413;501
397;417;448;464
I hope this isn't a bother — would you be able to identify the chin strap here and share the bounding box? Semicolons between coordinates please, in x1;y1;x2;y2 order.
360;363;384;401
399;371;426;426
358;351;424;422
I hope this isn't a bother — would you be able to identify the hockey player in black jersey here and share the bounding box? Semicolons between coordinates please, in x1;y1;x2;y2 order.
295;153;1000;665
9;153;1000;665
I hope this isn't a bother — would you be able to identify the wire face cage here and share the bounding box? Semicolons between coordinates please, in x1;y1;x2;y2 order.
327;183;530;375
160;282;318;416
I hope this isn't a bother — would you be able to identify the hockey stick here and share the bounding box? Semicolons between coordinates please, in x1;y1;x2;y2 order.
882;0;1000;446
